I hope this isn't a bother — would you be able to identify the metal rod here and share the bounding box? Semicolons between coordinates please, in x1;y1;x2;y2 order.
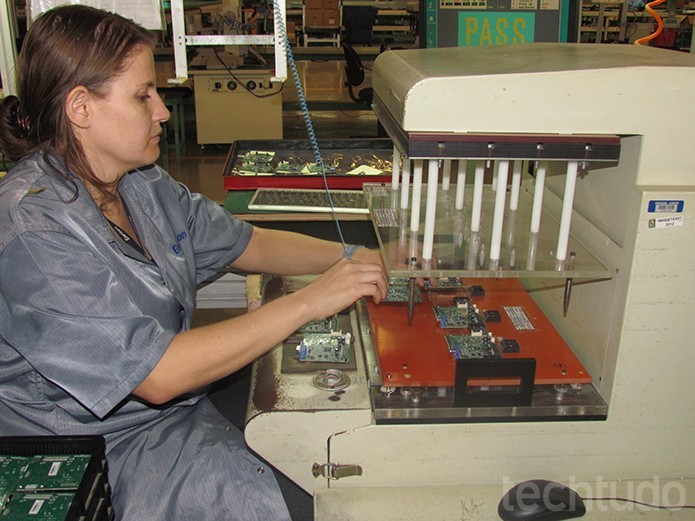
563;252;576;317
407;256;417;325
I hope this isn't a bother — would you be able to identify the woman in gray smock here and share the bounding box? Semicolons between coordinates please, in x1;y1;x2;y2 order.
0;6;387;520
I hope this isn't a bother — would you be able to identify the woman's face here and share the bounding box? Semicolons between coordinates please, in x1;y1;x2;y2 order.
80;45;170;182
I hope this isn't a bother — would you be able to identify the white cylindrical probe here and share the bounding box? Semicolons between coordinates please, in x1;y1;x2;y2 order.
400;159;411;209
441;160;452;191
391;146;401;190
509;160;522;211
530;161;547;234
489;160;509;261
556;161;579;261
410;160;424;231
423;160;439;260
455;159;467;210
471;160;485;232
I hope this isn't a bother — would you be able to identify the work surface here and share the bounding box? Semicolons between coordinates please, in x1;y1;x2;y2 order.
315;480;695;520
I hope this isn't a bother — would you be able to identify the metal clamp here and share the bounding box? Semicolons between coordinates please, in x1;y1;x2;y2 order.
312;462;363;480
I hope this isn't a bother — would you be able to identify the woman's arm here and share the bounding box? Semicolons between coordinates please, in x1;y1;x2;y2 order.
230;225;378;275
134;227;388;404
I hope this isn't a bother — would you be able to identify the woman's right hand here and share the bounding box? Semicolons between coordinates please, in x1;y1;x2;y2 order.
297;256;388;320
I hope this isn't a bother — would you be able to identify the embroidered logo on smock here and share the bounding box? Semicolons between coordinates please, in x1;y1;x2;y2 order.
171;230;188;255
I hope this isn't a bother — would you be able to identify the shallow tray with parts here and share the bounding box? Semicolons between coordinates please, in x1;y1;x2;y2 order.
223;139;394;191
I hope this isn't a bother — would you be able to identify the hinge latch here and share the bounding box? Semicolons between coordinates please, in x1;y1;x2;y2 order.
312;462;363;480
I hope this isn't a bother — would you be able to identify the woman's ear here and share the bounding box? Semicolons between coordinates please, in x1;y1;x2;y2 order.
65;86;91;128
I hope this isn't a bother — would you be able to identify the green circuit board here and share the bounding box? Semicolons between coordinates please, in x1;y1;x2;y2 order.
298;332;351;363
16;455;91;491
445;335;500;360
434;306;472;328
1;492;75;521
298;315;339;334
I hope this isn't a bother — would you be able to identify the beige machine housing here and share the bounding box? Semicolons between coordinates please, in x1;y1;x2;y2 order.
192;69;282;145
245;44;695;519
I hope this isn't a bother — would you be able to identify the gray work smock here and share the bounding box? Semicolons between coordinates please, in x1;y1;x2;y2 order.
0;152;291;521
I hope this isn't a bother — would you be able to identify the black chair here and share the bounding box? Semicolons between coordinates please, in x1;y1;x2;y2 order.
342;44;387;137
342;43;373;106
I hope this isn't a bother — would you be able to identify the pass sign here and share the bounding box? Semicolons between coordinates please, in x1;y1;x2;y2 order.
458;12;535;46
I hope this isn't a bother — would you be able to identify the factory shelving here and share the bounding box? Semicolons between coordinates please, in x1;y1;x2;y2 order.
372;8;417;45
579;0;627;43
302;0;342;46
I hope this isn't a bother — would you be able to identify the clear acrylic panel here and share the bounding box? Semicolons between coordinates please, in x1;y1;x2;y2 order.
364;183;612;280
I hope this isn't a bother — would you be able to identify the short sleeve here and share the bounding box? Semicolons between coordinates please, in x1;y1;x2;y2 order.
181;190;253;283
0;230;177;418
124;169;253;284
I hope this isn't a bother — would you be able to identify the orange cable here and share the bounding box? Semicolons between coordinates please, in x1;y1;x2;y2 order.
634;0;666;45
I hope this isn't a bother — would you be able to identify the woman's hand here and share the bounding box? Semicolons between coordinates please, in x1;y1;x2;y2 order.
296;255;388;320
136;246;387;404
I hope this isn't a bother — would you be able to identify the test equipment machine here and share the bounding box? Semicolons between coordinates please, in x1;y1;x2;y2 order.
244;43;695;518
191;67;282;145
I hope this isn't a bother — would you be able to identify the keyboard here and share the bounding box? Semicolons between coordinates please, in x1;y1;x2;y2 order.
247;188;368;214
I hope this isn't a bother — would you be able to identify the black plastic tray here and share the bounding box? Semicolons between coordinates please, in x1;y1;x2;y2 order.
0;436;113;521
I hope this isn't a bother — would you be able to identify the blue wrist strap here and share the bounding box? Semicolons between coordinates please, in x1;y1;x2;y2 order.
343;244;365;259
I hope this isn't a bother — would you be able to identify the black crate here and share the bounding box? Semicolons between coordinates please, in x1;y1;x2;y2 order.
0;436;112;521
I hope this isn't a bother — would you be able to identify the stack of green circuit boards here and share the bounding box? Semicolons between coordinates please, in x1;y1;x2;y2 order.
0;437;113;521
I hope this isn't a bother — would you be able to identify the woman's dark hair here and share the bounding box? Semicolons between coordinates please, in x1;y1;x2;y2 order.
0;5;156;195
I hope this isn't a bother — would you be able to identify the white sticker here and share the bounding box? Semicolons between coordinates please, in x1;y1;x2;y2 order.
512;0;538;8
540;0;560;8
504;306;534;330
373;208;399;228
48;461;62;476
648;216;684;229
29;499;45;515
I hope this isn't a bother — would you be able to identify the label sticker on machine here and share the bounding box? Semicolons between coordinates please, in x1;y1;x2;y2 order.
503;306;534;330
648;200;684;213
373;208;399;227
648;216;684;229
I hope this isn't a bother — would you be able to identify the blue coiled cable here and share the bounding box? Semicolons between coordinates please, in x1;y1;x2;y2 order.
272;0;348;250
